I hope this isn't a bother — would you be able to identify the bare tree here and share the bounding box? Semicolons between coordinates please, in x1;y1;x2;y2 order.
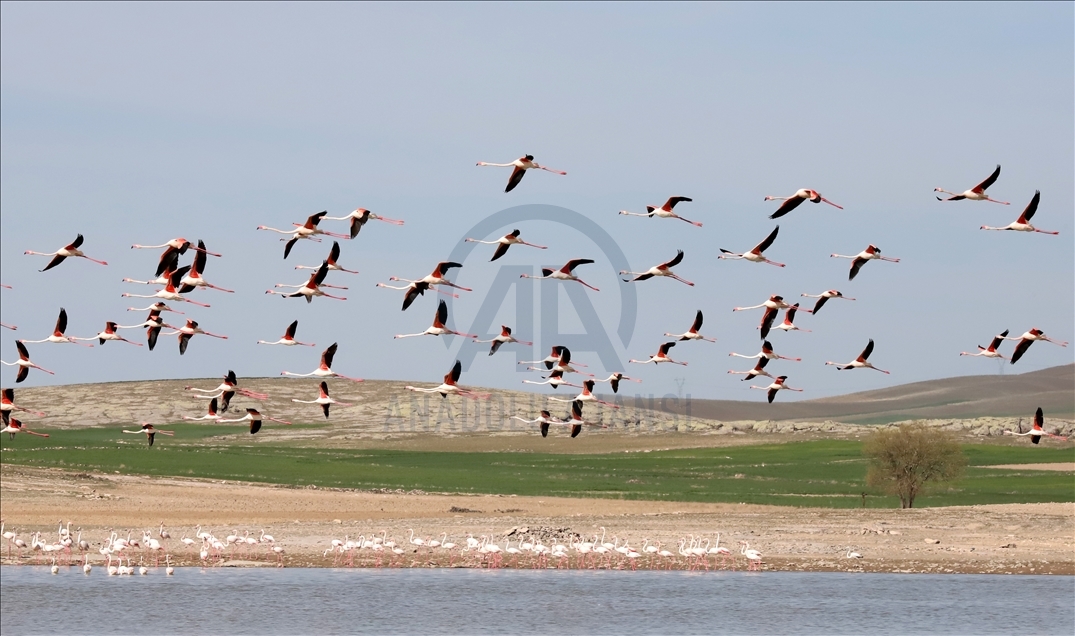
863;423;967;508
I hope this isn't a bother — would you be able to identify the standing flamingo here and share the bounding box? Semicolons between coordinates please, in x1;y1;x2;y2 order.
728;357;773;381
1005;329;1068;365
980;191;1058;234
281;343;364;382
258;320;316;347
764;189;843;219
935;165;1008;204
291;381;353;418
295;241;359;274
466;229;547;261
621;250;694;286
520;259;600;291
718;227;785;267
394;301;475;339
619;196;701;226
664;310;715;342
3;341;56;383
476;154;566;192
217;408;292;434
800;290;855;315
738;541;763;571
750;376;803;403
960;330;1009;360
322;208;404;239
163;320;228;355
405;360;488;399
729;340;801;362
24;234;108;271
122;423;173;446
18;308;93;347
629;342;686;366
1007;408;1065;444
474;325;532;355
826;339;889;374
2;418;49;439
267;261;347;303
830;245;900;280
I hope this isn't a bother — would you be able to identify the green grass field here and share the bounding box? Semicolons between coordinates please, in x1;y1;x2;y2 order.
2;427;1072;508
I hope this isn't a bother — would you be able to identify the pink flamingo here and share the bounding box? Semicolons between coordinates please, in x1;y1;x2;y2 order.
25;234;108;271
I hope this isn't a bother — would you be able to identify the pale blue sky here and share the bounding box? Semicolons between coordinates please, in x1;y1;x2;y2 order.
2;3;1072;401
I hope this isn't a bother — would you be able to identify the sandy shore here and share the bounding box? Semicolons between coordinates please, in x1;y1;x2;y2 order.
2;465;1071;574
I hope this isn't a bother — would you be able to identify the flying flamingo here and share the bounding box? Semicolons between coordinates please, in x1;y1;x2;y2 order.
118;310;177;351
217;408;291;434
619;196;701;226
630;342;686;366
537;346;594;377
186;371;269;411
750;376;802;403
0;324;14;332
2;418;49;439
162;319;228;355
729;340;801;362
801;290;855;315
738;541;763;571
548;379;620;408
323;208;404;239
519;346;583;370
728;357;773;381
258;211;349;259
295;241;358;275
594;372;638;394
122;423;173;446
18;308;93;347
281;343;364;382
2;388;47;425
664;310;715;342
392;261;472;294
764;189;843;219
621;250;694;286
980;191;1058;234
733;295;805;340
520;259;600;291
78;321;143;346
466;229;548;261
377;279;458;311
830;245;900;280
405;360;488;399
394;300;475;339
771;304;810;334
563;400;605;438
292;381;353;418
935;165;1008;204
960;330;1009;360
474;325;532;355
183;397;224;422
512;409;570;437
718;227;785;267
132;237;220;256
122;253;178;286
3;341;55;383
476;154;566;192
121;266;212;308
177;241;233;293
826;339;889;373
24;234;108;271
1006;407;1065;444
126;302;183;315
1004;328;1068;365
258;320;316;346
267;261;347;303
521;369;579;389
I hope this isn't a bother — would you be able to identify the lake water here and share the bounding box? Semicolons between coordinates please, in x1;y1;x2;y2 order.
2;567;1072;635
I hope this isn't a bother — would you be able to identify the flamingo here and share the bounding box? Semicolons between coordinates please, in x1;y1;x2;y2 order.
620;250;693;286
564;400;604;438
405;360;488;399
0;324;14;331
267;261;347;303
183;397;224;422
122;423;173;446
801;290;856;315
980;191;1058;234
162;319;228;355
728;357;773;381
295;241;359;274
739;541;763;571
466;229;548;261
3;341;56;383
518;346;585;370
281;343;364;382
395;300;476;339
750;376;802;403
826;339;889;373
771;304;810;334
24;234;108;271
729;340;801;362
122;251;180;286
474;325;532;355
177;241;234;293
619;196;701;226
126;302;184;315
662;310;716;343
132;237;220;257
185;371;268;412
322;208;404;239
1007;407;1065;444
708;533;734;569
629;342;686;366
764;189;843;219
846;548;863;559
935;164;1008;204
593;372;638;394
378;279;458;311
217;408;292;434
78;321;143;347
17;307;93;347
2;418;49;439
521;369;579;389
258;320;316;347
539;346;594;377
121;266;212;308
960;330;1010;360
1004;328;1068;365
548;379;620;409
512;409;569;437
733;295;795;341
477;154;566;192
138;312;177;351
520;258;600;291
2;388;47;426
258;211;350;258
292;381;353;418
719;226;785;267
830;245;900;280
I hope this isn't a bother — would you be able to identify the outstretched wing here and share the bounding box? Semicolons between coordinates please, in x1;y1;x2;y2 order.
489;340;503;356
41;254;67;272
767;387;778;403
1034;407;1044;429
402;283;425;311
450;360;462;383
989;330;1008;351
432;262;463;278
436;300;448;328
179;333;192;355
859;339;875;361
69;234;85;249
759;307;778;339
563;259;595;273
848;257;868;281
55;308;68;336
285;320;299;339
491;242;511;262
250;420;262;435
1017;190;1040;223
571;424;582;438
812;296;829;314
973;164;1001;193
755;226;780;253
770;197;805;219
1010;338;1033;365
16;366;28;383
328;241;341;264
322;343;338;368
658;341;676;356
785;304;799;323
220;390;235;412
155;247;182;277
147;326;160;350
283;237;299;260
540;422;550;438
322;403;331;418
16;340;29;359
505;165;526;192
665;196;692;209
662;250;685;269
691;310;703;332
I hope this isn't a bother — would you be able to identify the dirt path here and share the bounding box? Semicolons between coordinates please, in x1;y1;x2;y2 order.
2;465;1071;574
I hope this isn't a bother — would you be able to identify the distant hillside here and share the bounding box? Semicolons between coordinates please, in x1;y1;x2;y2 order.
654;364;1074;424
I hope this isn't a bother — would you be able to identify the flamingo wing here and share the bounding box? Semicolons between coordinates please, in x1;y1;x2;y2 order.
1017;191;1040;223
147;326;161;350
1034;407;1044;429
563;258;595;273
328;241;341;264
973;164;1001;193
662;250;685;269
988;330;1008;351
785;303;799;323
759;307;778;339
168;265;191;288
55;308;68;335
447;360;462;384
178;333;193;355
609;376;620;393
41;254;67;272
812;296;830;314
558;347;572;365
322;403;331;418
658;341;676;356
402;283;426;311
859;339;875;361
489;340;504;356
220;390;235;412
571;424;582;438
770;197;805;219
491;242;511;262
285;320;299;339
16;366;28;383
664;196;693;209
505;165;527;192
691;310;704;332
283;237;299;260
540;422;550;438
68;234;85;250
755;226;779;253
432;262;463;278
16;340;29;359
193;242;208;275
322;343;338;368
848;257;868;280
249;419;262;435
435;300;448;328
1010;338;1033;364
767;387;778;403
155;247;182;277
